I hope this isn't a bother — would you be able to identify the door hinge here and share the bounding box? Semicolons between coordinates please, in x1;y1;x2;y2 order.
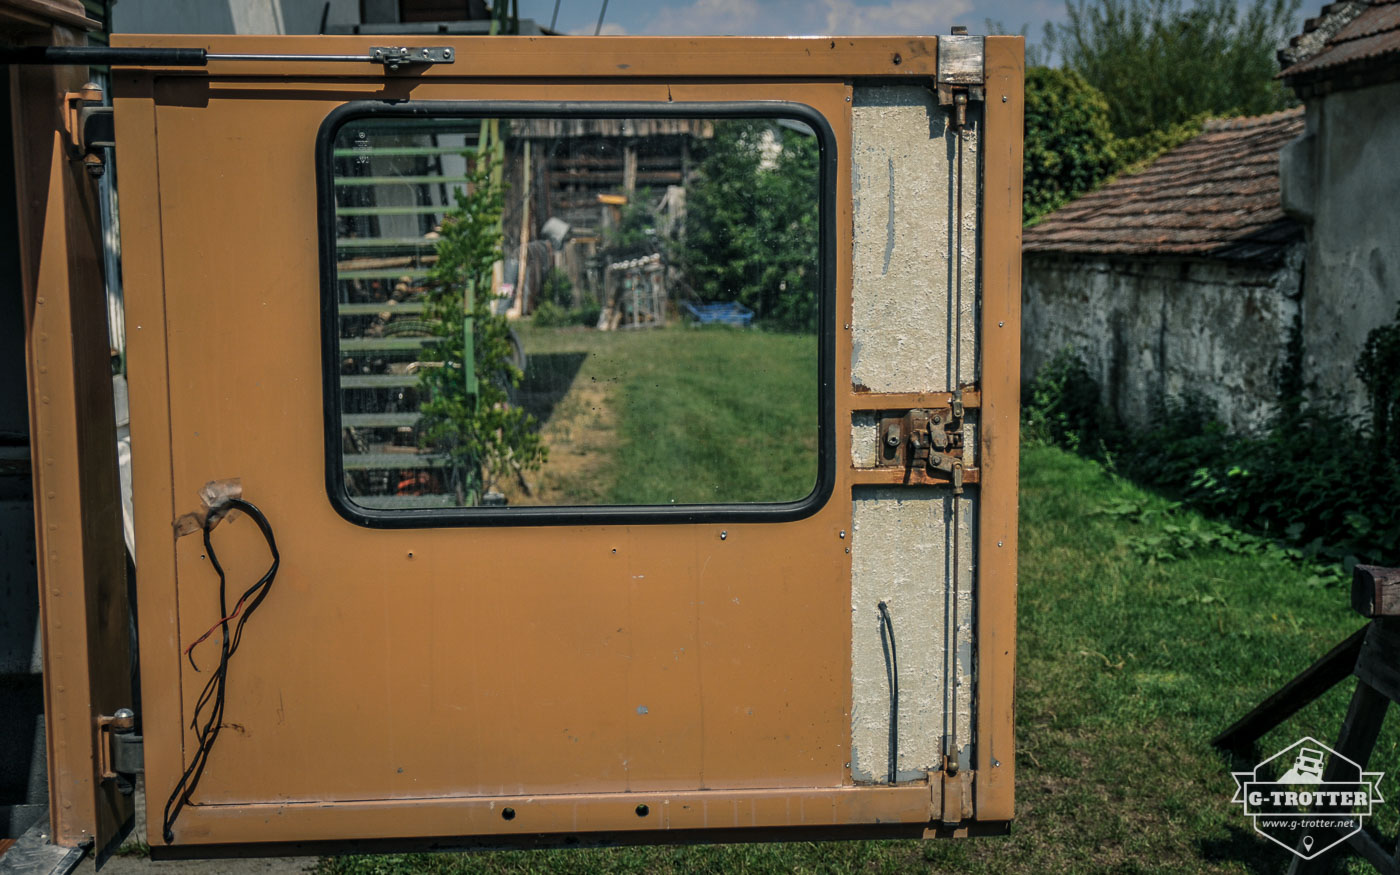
59;81;112;178
935;28;985;131
98;708;143;796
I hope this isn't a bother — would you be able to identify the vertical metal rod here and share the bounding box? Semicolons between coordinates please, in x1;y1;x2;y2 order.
549;0;561;30
595;0;610;35
946;117;965;775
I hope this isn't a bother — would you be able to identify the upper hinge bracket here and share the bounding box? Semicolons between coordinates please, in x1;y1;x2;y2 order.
936;30;985;131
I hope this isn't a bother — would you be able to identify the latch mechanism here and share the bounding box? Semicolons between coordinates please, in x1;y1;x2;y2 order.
935;28;985;131
876;394;967;492
369;45;454;71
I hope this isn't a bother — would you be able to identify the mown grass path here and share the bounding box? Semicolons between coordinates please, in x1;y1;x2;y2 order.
316;435;1397;875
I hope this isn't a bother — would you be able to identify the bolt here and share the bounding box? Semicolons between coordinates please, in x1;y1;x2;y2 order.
885;427;901;447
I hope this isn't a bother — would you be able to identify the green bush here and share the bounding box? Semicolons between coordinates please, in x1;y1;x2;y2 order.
1023;68;1120;223
1022;320;1400;574
1022;348;1109;450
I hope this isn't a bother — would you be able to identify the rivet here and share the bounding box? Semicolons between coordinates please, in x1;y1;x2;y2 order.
839;530;846;539
845;547;850;554
719;531;727;541
1002;95;1008;103
36;296;44;305
635;803;649;817
997;540;1004;547
846;96;851;102
407;551;414;559
501;807;515;820
998;321;1004;327
993;758;1001;767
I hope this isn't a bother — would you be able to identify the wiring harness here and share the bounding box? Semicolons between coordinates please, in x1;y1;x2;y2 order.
162;498;279;844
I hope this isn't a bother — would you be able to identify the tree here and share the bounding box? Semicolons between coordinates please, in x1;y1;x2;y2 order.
1043;0;1300;142
677;120;820;332
418;156;545;503
1023;67;1120;223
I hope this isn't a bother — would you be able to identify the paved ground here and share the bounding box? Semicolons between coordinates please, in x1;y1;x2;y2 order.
72;854;316;875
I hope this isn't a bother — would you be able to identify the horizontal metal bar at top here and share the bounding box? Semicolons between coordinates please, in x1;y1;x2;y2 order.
334;146;477;158
337;237;439;249
343;452;448;470
336;176;474;187
338;302;427;315
338;268;433;280
336;206;447;217
341;374;421;389
340;337;429;352
343;413;423;428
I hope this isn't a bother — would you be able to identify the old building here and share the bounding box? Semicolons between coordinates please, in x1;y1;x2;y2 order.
1278;0;1400;415
1021;109;1306;433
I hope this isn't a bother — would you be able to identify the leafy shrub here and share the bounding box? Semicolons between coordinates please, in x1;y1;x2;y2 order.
1023;68;1120;223
1022;348;1109;450
1022;326;1400;575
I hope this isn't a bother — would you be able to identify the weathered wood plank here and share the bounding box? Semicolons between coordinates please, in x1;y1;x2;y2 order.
1287;680;1391;874
1212;625;1367;754
1353;565;1400;618
1356;618;1400;706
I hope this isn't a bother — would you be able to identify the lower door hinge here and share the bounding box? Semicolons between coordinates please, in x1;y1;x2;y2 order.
98;709;143;796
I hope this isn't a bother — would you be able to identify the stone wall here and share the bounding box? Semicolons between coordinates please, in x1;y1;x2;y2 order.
1281;78;1400;417
1022;250;1304;434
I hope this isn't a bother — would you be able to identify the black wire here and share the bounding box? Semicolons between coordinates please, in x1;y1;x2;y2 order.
162;498;279;844
877;601;899;784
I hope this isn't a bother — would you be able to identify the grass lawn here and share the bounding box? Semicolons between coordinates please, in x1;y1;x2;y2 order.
504;324;817;506
315;327;1398;874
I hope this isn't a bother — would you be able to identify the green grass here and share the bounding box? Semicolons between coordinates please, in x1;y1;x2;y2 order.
512;324;817;505
315;368;1399;873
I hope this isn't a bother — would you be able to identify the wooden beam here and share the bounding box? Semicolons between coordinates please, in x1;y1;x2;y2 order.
1353;565;1400;618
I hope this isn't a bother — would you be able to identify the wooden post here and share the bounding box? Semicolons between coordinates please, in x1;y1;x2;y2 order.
1353;565;1400;618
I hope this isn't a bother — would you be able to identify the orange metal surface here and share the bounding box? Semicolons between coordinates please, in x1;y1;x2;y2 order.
108;34;1022;849
973;36;1024;822
4;6;134;852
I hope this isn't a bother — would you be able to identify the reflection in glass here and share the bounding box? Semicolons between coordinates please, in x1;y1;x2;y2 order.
331;115;820;511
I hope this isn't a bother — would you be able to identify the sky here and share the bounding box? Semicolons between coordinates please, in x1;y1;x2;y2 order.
513;0;1066;48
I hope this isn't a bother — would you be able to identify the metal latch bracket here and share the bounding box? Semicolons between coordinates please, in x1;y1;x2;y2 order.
936;30;985;131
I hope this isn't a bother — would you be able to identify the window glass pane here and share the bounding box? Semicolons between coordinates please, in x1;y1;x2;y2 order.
329;114;822;512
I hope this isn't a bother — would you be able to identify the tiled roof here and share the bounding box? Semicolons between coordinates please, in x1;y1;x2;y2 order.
1022;108;1305;263
1280;0;1400;81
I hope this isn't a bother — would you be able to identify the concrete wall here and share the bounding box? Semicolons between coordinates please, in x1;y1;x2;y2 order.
1022;250;1303;434
1281;79;1400;416
847;85;977;782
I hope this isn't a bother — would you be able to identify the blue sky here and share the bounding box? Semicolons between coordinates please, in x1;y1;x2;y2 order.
514;0;1066;47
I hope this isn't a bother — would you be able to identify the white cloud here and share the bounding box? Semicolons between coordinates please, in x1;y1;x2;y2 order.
823;0;970;35
643;0;763;34
567;21;631;34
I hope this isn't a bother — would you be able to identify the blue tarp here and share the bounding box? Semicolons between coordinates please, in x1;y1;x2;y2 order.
681;301;754;327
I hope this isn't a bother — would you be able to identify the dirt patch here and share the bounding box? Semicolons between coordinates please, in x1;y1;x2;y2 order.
494;370;618;506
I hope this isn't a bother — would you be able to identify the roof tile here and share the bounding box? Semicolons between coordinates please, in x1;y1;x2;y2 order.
1023;108;1305;262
